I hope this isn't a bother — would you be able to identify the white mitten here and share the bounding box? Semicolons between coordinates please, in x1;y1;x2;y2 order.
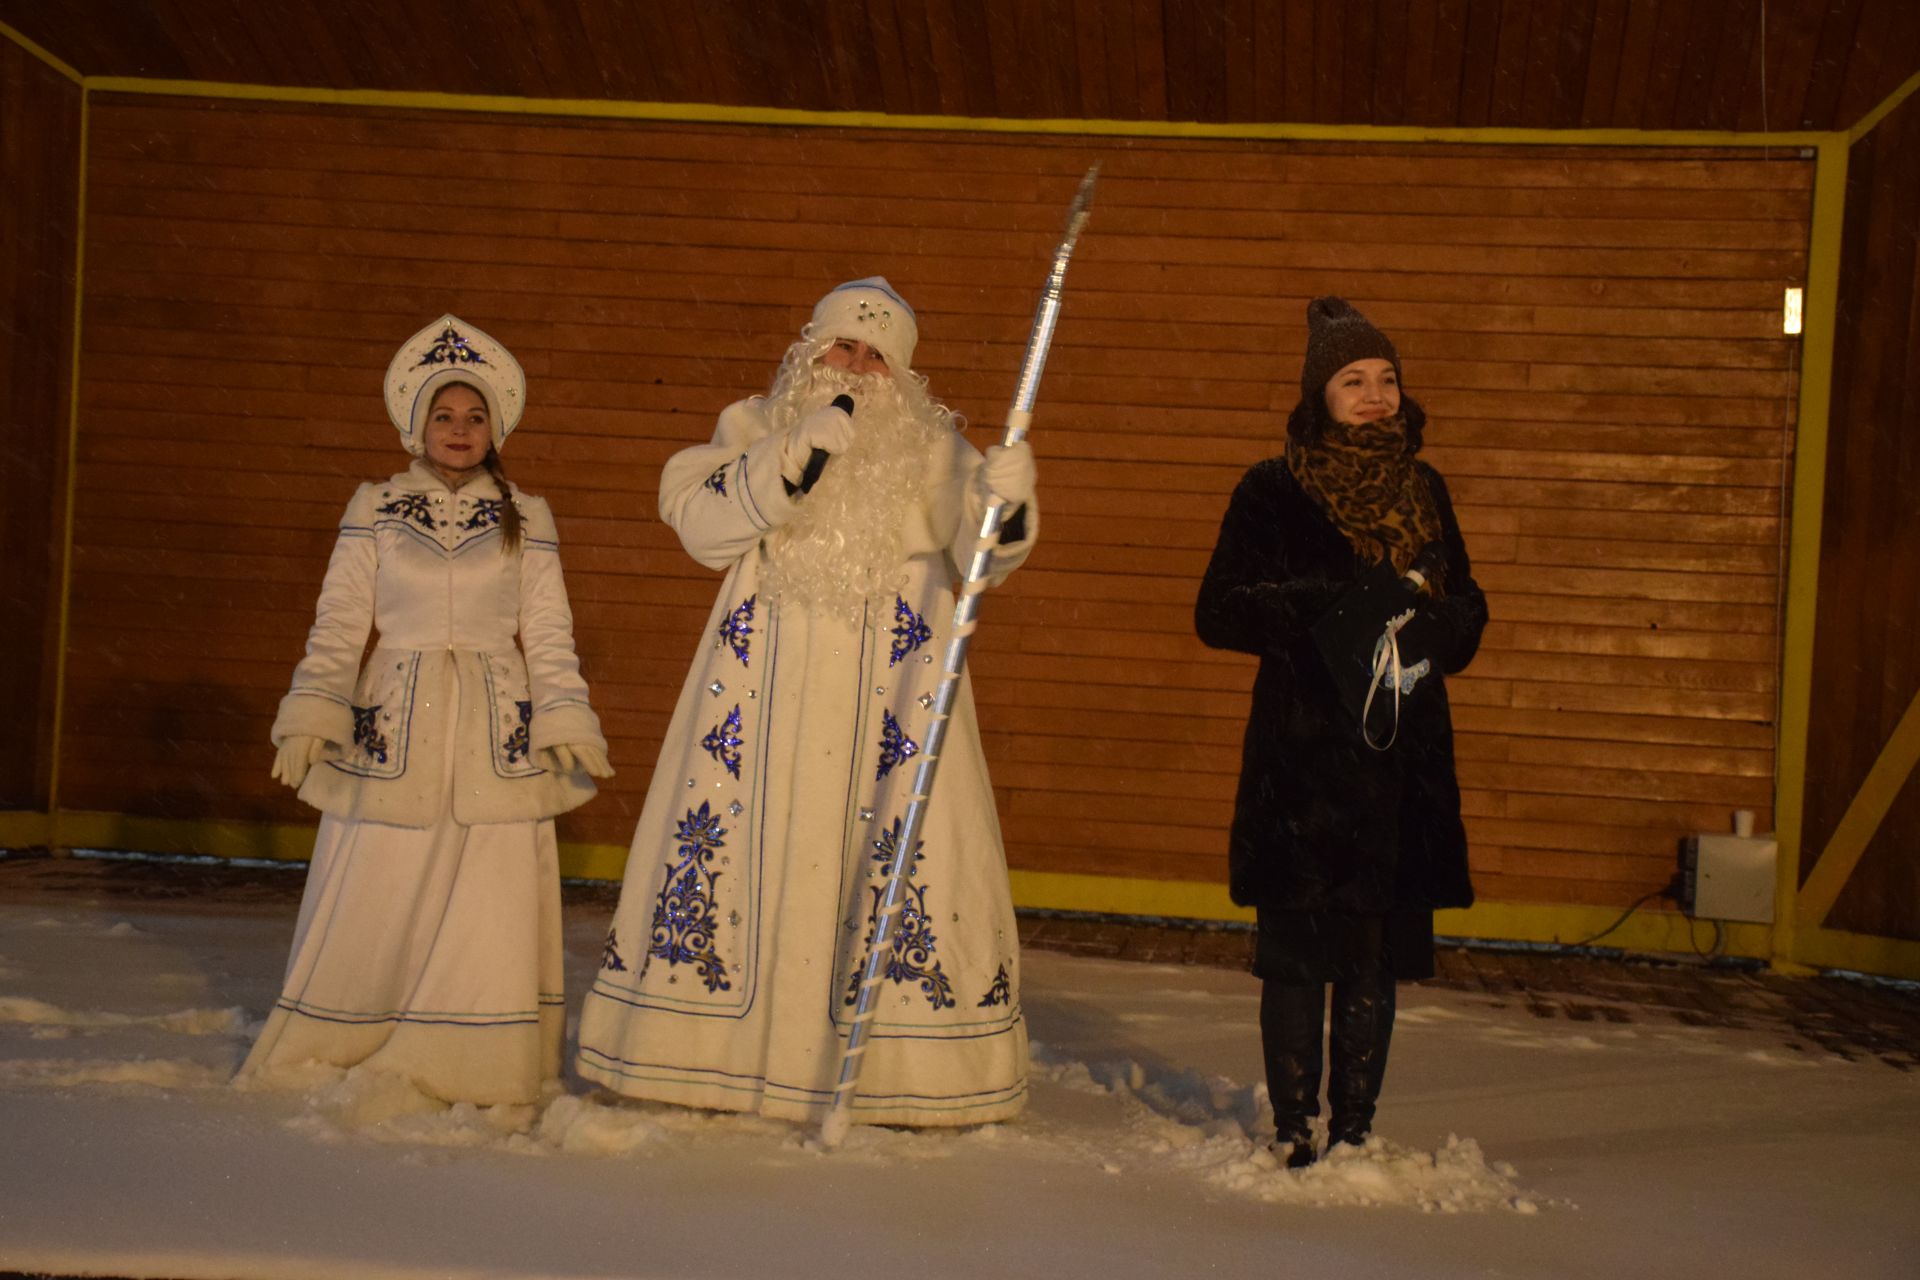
783;403;856;476
979;440;1037;506
270;735;329;788
542;742;615;778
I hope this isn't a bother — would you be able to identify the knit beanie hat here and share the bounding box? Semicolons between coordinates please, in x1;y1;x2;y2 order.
808;277;918;372
1299;296;1400;403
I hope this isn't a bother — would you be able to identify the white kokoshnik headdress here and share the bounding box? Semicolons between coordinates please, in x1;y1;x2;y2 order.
808;276;918;372
384;314;526;456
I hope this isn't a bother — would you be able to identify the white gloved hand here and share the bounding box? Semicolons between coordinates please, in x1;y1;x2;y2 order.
782;403;856;476
542;742;615;779
979;440;1037;506
271;736;329;789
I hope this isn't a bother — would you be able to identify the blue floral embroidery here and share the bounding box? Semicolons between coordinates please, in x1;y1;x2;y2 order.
503;701;533;764
376;493;436;531
703;466;728;497
460;497;506;531
977;963;1012;1008
717;594;755;667
414;324;490;368
701;705;744;779
876;709;919;781
846;818;955;1011
601;929;628;973
351;705;389;764
889;596;932;667
647;803;731;992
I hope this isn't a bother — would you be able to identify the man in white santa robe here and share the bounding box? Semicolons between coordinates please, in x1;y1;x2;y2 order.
576;278;1037;1126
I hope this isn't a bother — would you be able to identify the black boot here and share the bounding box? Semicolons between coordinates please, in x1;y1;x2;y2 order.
1327;971;1396;1149
1259;980;1325;1168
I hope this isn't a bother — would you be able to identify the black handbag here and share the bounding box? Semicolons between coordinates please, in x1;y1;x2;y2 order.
1310;559;1427;750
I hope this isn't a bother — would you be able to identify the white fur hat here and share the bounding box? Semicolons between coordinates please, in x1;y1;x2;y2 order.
808;277;918;372
383;314;526;455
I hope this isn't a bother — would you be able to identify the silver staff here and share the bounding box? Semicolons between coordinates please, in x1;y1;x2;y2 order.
821;165;1100;1148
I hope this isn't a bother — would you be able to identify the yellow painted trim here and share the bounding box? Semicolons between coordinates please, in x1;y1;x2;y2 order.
1010;870;1255;923
1782;923;1920;983
45;88;89;817
34;811;1911;971
1435;901;1773;962
1011;870;1775;961
77;74;1841;149
1850;68;1920;142
0;19;83;85
558;841;630;882
1798;687;1920;927
1773;136;1849;971
0;811;53;848
51;810;318;862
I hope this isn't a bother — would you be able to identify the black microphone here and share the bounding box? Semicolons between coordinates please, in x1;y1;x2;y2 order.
800;395;854;494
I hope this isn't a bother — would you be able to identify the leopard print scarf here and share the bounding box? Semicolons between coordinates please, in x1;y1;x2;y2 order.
1286;412;1444;595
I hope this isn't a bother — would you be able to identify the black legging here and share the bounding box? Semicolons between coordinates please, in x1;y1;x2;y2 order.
1259;972;1396;1145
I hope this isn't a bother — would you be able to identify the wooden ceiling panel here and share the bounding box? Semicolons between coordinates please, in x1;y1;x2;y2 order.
1;0;1912;133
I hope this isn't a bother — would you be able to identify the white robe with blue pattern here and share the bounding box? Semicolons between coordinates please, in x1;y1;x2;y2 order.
575;398;1034;1126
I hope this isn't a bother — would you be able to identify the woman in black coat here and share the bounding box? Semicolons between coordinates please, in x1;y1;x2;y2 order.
1195;297;1488;1168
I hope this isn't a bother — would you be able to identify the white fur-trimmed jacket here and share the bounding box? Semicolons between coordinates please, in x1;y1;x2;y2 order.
270;459;605;827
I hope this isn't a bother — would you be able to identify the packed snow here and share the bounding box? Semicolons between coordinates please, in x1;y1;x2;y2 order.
0;893;1914;1279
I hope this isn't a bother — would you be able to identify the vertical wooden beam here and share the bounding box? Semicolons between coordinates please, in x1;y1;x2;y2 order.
45;86;89;832
1772;133;1848;973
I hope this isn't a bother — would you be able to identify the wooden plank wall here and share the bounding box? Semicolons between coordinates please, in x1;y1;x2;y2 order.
0;42;81;811
64;93;1809;911
6;0;1918;133
1807;87;1920;942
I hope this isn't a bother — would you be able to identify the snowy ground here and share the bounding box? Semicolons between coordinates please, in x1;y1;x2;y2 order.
0;890;1915;1279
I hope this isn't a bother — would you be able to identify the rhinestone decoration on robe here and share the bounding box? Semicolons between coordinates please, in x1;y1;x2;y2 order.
459;497;507;531
977;962;1013;1008
375;493;436;531
600;928;628;973
847;818;955;1011
350;705;389;764
647;802;731;992
703;466;728;497
888;596;933;667
717;594;756;667
875;709;919;781
502;700;533;764
413;324;490;368
701;705;744;779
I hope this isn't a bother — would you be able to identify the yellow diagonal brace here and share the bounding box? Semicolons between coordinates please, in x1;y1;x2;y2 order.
1798;686;1920;927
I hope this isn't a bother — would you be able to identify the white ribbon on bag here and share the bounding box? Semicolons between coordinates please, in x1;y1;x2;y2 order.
1360;607;1429;752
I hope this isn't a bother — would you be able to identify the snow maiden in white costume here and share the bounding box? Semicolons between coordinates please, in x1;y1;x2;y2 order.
576;279;1039;1127
240;315;613;1105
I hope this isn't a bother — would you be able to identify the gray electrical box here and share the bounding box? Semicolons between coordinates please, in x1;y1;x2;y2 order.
1681;834;1777;923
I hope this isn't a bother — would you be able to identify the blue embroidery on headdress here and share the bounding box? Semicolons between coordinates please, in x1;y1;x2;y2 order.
351;705;389;764
977;963;1012;1008
647;803;732;992
846;818;955;1011
876;709;919;781
701;705;744;779
601;928;628;973
414;324;490;368
889;596;932;667
376;493;436;531
717;594;755;667
703;466;728;497
502;701;533;764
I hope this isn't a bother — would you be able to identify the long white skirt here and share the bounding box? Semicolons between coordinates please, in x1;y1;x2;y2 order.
237;809;564;1106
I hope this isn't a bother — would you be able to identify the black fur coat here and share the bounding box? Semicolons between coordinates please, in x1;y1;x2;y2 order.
1194;456;1487;915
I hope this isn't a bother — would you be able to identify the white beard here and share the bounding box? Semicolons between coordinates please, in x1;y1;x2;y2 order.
762;364;946;617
